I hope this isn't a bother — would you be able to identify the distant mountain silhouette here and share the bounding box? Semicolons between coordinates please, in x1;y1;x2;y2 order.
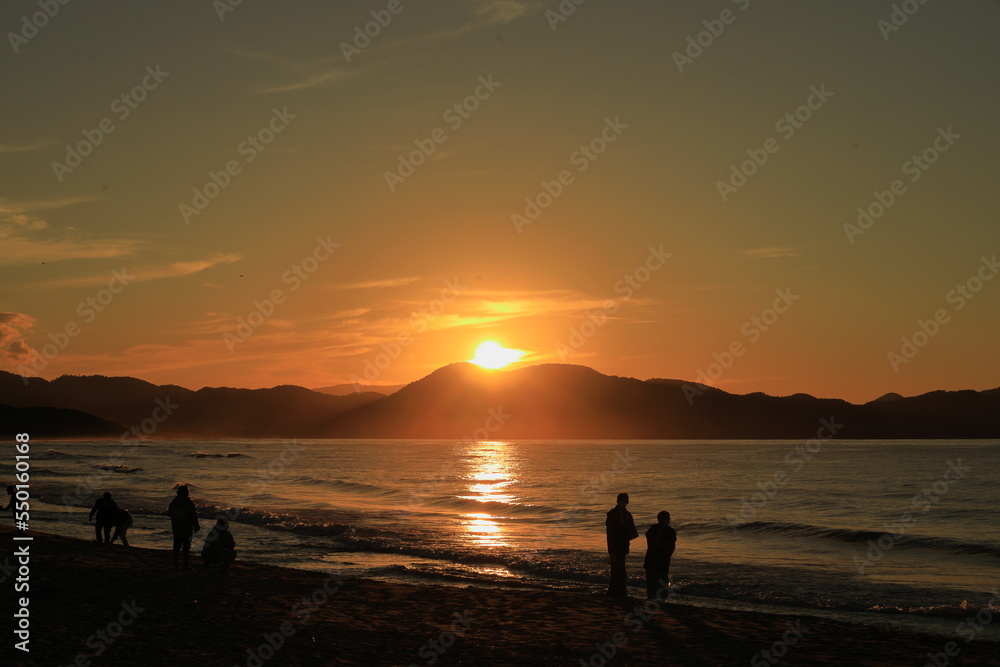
1;365;997;439
0;372;381;438
312;383;405;397
870;392;904;403
0;404;123;439
321;363;1000;439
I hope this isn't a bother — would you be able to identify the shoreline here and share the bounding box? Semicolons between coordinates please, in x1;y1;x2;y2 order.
6;527;1000;666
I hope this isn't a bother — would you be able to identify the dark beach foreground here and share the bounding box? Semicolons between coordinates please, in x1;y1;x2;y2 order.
5;527;999;667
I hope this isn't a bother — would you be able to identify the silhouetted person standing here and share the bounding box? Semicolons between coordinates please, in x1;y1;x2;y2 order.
109;508;134;547
202;517;237;570
89;492;119;543
605;492;639;596
168;485;200;569
643;511;677;600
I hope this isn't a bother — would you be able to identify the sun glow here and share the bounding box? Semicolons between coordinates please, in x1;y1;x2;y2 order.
469;340;525;369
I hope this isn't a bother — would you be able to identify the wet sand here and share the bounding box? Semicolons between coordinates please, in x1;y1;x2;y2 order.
5;527;999;666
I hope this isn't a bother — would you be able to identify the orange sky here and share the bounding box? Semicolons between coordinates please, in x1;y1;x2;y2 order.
1;1;998;403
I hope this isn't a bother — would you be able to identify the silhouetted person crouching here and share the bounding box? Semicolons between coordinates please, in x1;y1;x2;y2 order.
89;492;119;543
110;508;134;547
202;517;237;570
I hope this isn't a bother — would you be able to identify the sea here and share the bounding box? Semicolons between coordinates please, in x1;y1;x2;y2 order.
13;438;1000;640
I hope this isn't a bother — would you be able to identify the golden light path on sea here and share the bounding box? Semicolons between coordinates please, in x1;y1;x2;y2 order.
457;441;515;546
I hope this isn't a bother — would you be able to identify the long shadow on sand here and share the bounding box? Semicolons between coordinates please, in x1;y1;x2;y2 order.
610;595;746;665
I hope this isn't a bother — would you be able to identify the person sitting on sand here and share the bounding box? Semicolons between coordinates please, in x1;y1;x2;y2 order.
89;492;119;544
201;517;237;570
605;492;639;596
168;485;200;569
643;511;676;600
109;508;134;547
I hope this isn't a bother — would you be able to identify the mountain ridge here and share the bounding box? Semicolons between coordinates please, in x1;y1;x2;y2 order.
1;365;997;439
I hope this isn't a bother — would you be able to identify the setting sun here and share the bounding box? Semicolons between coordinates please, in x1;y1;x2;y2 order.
469;341;526;369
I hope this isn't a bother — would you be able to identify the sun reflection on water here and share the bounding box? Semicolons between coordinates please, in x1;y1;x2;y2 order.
461;512;507;546
456;441;517;546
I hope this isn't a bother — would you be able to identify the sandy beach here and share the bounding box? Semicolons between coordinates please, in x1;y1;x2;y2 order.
5;527;998;667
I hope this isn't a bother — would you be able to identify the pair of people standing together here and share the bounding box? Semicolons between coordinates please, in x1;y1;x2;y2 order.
605;492;676;599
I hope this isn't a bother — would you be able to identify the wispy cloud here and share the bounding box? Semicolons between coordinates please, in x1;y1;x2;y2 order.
0;312;36;365
315;287;660;340
469;0;544;23
240;0;542;93
740;246;803;259
0;140;53;154
0;236;142;265
28;253;244;289
235;49;372;94
8;195;101;211
56;330;378;386
122;282;658;384
180;310;294;337
0;197;139;265
170;253;243;276
0;202;48;234
331;277;421;290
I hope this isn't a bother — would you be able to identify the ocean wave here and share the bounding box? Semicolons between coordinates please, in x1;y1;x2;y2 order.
40;449;108;460
25;468;79;478
176;508;521;567
330;529;610;585
725;521;1000;558
868;600;1000;618
92;464;142;473
336;532;511;565
420;495;564;517
286;476;408;498
190;504;350;537
187;452;250;458
370;555;898;613
378;564;586;589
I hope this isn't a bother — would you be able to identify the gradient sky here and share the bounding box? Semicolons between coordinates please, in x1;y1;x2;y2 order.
1;0;998;403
